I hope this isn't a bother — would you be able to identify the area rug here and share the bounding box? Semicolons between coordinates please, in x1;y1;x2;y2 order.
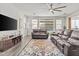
19;39;64;56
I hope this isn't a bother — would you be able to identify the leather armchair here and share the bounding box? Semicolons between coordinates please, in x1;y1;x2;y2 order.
50;29;73;55
63;30;79;56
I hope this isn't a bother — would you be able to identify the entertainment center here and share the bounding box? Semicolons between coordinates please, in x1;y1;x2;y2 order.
0;14;22;52
0;35;22;52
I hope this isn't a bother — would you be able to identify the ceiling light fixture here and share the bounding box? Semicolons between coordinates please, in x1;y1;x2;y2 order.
48;3;66;14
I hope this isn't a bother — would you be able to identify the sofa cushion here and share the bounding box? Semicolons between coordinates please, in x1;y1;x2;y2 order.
51;35;60;40
40;29;47;33
62;40;71;47
71;37;79;40
58;34;62;37
33;29;39;33
61;35;68;40
56;39;64;45
68;38;79;45
64;29;72;36
56;29;64;35
70;31;79;39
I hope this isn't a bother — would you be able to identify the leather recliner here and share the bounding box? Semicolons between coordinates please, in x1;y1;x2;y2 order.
50;29;73;55
64;30;79;56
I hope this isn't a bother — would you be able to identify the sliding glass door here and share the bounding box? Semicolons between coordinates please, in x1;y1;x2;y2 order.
32;19;38;29
56;19;63;30
32;18;65;33
39;19;54;32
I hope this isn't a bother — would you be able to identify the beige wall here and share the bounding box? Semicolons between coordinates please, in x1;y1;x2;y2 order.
0;4;26;39
66;17;71;30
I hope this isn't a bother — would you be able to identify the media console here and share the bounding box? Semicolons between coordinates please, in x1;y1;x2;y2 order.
0;35;22;52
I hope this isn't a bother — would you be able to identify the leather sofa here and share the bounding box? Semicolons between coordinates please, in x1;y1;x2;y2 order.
50;29;74;55
32;29;49;39
64;30;79;56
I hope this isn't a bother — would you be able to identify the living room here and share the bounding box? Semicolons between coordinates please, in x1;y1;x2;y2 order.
0;3;79;56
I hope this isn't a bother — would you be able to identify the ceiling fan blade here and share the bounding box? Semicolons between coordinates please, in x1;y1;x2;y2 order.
54;6;66;9
50;3;53;9
54;9;62;12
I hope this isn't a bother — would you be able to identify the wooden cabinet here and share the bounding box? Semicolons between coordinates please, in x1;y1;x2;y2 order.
0;35;22;52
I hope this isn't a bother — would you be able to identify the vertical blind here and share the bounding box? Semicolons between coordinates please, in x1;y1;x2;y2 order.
39;19;54;31
56;20;63;30
71;19;79;29
32;19;64;31
32;19;38;29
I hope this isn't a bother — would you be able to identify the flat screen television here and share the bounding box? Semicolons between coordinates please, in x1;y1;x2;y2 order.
0;14;17;31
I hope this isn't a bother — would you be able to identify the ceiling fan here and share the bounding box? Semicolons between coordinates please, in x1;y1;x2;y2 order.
49;4;66;14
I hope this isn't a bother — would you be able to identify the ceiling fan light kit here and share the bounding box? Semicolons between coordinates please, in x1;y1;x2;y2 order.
49;9;53;12
48;3;66;14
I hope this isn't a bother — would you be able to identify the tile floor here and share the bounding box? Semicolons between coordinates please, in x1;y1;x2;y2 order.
0;35;64;56
18;36;64;56
0;35;31;56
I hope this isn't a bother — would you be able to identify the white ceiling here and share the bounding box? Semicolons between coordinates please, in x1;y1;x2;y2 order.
12;3;79;16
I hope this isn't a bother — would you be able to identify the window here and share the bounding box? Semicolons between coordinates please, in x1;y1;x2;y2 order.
56;20;63;30
71;19;79;29
39;19;54;31
32;18;64;32
32;19;38;29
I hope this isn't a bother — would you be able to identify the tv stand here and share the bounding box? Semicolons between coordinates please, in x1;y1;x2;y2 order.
0;35;22;52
